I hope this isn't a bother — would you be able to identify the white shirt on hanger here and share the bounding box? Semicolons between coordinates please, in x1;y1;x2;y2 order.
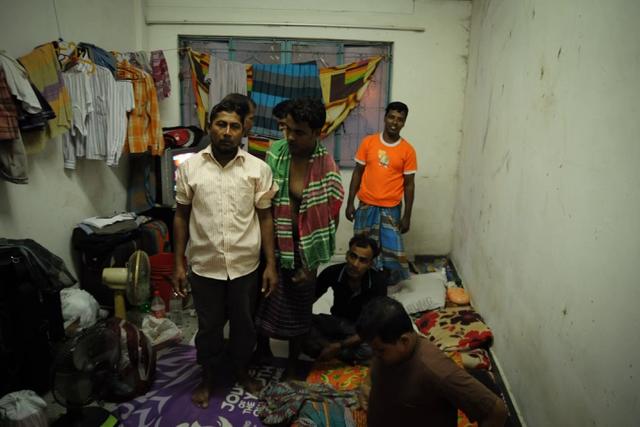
62;68;93;169
107;80;134;167
85;65;116;161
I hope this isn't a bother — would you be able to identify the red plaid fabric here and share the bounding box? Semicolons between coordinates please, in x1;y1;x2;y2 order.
0;68;20;140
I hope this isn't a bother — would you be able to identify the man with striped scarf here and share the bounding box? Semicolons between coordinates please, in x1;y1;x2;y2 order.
255;97;344;379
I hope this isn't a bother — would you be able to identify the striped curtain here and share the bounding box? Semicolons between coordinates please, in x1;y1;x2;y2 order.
250;62;323;139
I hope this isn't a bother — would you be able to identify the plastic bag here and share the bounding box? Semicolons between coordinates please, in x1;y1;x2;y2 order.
0;390;47;427
60;287;100;332
141;315;182;348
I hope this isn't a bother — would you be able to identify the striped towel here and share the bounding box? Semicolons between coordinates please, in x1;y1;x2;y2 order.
250;62;323;139
267;139;343;270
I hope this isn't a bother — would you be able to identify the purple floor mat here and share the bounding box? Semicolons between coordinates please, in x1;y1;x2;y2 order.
116;344;304;427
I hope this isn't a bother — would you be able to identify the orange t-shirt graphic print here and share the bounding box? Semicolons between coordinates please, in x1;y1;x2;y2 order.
354;133;417;207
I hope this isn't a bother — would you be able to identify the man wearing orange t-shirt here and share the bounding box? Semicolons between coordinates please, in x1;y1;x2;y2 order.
346;102;416;285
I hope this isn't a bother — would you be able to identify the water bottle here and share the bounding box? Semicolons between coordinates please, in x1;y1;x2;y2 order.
139;300;151;314
169;292;183;327
150;290;166;319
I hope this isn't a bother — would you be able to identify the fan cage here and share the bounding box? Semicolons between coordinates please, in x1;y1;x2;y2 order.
50;322;121;408
127;250;151;306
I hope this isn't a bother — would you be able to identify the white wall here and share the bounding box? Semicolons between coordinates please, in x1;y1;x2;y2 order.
144;0;471;255
453;1;640;425
0;0;142;271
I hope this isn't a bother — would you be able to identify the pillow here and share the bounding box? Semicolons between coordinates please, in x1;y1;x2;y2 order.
388;270;446;314
447;286;470;305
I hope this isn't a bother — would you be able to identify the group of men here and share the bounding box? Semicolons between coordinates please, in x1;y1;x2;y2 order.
171;95;507;426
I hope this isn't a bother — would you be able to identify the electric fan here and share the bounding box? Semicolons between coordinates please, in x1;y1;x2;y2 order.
102;250;151;320
50;321;121;427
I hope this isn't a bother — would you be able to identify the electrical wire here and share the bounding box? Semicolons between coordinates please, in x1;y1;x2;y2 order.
52;0;63;40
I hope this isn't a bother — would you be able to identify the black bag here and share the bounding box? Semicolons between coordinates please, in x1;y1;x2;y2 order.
0;248;62;395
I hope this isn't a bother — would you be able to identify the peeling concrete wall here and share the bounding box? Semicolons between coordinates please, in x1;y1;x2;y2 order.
453;1;640;425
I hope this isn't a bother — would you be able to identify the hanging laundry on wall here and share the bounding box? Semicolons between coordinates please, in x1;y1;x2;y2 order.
0;68;28;184
61;67;92;170
319;56;382;137
0;50;57;183
150;50;171;100
185;48;210;129
78;42;117;77
83;65;117;162
1;49;55;135
18;42;72;154
62;63;136;169
117;61;164;156
116;51;152;74
0;68;20;141
15;84;54;132
0;51;42;117
108;80;135;166
250;62;323;139
206;56;247;109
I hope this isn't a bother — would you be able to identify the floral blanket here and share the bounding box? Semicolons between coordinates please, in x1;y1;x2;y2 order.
416;306;494;353
306;360;370;391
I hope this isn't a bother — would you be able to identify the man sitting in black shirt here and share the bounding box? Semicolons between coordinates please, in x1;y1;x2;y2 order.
302;235;387;364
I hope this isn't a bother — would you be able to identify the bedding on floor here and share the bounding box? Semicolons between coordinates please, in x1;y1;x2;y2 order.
258;381;359;426
303;303;498;427
416;306;494;352
305;356;479;427
306;360;370;392
114;263;506;427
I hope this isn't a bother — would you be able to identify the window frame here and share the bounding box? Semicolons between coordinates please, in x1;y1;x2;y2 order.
178;35;393;168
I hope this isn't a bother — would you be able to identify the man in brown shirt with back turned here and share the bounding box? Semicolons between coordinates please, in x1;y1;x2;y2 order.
356;297;508;427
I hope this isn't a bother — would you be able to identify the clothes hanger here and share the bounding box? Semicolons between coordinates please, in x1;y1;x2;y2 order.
63;45;96;74
62;50;96;74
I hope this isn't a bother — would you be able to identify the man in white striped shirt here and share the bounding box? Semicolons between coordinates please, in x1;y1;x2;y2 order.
172;98;278;408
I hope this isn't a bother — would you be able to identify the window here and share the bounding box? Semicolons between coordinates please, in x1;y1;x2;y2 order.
178;36;392;168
